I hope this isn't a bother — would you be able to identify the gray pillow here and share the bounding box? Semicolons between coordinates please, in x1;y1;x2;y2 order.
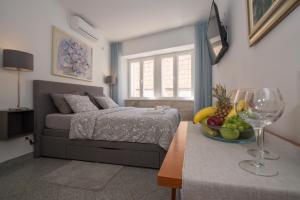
64;94;99;113
85;92;103;109
50;93;74;114
95;96;119;109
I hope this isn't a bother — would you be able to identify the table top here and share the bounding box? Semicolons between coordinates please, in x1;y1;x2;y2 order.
182;122;300;200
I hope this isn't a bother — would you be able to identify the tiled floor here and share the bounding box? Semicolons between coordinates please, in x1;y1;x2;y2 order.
0;156;170;200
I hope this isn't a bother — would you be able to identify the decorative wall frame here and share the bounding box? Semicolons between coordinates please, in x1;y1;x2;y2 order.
52;26;93;81
247;0;300;46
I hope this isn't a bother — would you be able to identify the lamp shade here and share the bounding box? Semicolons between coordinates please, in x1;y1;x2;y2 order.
105;75;116;85
3;49;34;71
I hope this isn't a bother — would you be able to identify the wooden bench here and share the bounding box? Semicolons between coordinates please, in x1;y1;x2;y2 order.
157;121;188;200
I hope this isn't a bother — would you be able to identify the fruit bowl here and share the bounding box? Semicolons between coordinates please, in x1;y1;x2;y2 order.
201;123;255;144
193;84;255;144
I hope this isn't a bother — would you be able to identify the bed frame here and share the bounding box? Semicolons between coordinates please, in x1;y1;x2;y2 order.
33;80;166;169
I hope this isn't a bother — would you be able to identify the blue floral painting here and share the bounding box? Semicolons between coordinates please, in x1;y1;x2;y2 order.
52;27;92;81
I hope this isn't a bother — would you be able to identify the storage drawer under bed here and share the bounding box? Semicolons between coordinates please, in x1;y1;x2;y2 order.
40;135;164;169
67;145;160;168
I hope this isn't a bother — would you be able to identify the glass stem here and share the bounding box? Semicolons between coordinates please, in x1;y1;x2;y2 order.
255;128;265;167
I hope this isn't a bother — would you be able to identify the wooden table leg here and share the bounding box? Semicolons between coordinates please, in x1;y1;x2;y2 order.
171;188;176;200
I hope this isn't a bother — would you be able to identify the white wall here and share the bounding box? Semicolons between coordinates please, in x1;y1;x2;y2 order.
122;25;195;56
0;0;110;163
213;1;300;143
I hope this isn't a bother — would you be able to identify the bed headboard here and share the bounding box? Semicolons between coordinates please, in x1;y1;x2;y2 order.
33;80;104;157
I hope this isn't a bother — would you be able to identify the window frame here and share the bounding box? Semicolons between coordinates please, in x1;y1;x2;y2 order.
128;60;142;98
128;50;194;100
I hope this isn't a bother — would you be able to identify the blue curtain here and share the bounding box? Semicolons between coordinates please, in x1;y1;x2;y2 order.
110;42;121;103
194;22;212;113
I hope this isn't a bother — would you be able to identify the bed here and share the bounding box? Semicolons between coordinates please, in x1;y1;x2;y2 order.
33;80;180;169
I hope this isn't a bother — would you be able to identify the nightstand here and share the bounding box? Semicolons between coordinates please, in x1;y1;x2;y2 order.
0;109;34;140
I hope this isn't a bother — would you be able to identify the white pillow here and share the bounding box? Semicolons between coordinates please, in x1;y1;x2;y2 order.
64;94;99;113
95;96;119;109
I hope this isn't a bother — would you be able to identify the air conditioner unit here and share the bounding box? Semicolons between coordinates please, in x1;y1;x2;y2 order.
70;16;99;42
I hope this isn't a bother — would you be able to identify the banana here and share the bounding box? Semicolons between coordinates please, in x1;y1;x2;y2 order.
226;109;237;119
193;107;217;124
225;100;246;120
201;124;218;137
237;100;246;112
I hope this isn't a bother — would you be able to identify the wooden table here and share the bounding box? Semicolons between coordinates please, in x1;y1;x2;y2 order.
157;121;188;200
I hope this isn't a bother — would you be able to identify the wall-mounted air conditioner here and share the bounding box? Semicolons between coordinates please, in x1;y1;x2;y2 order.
70;16;99;42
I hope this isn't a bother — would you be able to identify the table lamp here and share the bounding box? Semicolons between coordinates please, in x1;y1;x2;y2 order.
104;75;116;97
3;49;34;110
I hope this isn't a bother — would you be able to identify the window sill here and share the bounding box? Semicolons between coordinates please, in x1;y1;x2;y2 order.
125;98;194;102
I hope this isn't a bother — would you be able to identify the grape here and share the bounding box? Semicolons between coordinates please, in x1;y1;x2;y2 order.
238;126;245;132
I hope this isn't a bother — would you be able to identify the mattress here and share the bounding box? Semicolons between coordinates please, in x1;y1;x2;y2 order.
45;113;74;130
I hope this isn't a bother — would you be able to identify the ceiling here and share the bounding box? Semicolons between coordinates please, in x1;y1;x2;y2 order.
58;0;213;41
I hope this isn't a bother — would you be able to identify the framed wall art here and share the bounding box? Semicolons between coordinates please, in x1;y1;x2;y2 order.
52;26;93;81
247;0;300;46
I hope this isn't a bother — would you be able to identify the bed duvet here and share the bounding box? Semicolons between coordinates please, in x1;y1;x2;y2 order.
69;107;181;150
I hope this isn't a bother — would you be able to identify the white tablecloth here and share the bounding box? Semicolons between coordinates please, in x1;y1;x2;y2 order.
182;122;300;200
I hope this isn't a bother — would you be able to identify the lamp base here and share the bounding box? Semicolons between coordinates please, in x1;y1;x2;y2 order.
9;107;31;111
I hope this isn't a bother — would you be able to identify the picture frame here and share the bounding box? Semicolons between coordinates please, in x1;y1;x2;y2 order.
247;0;300;46
52;26;93;81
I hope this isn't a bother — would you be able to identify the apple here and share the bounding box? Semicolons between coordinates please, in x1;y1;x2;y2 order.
207;116;224;126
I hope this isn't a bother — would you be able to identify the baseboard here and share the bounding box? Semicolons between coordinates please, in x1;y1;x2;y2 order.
0;152;33;174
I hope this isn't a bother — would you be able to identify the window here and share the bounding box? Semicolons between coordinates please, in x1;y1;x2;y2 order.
129;50;193;99
177;54;192;97
129;58;155;98
130;62;140;97
161;57;174;97
143;60;154;97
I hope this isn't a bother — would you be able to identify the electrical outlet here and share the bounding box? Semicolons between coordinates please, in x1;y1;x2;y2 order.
25;135;34;145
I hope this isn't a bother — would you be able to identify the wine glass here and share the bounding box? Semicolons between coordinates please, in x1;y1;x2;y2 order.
247;128;280;160
234;88;284;177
